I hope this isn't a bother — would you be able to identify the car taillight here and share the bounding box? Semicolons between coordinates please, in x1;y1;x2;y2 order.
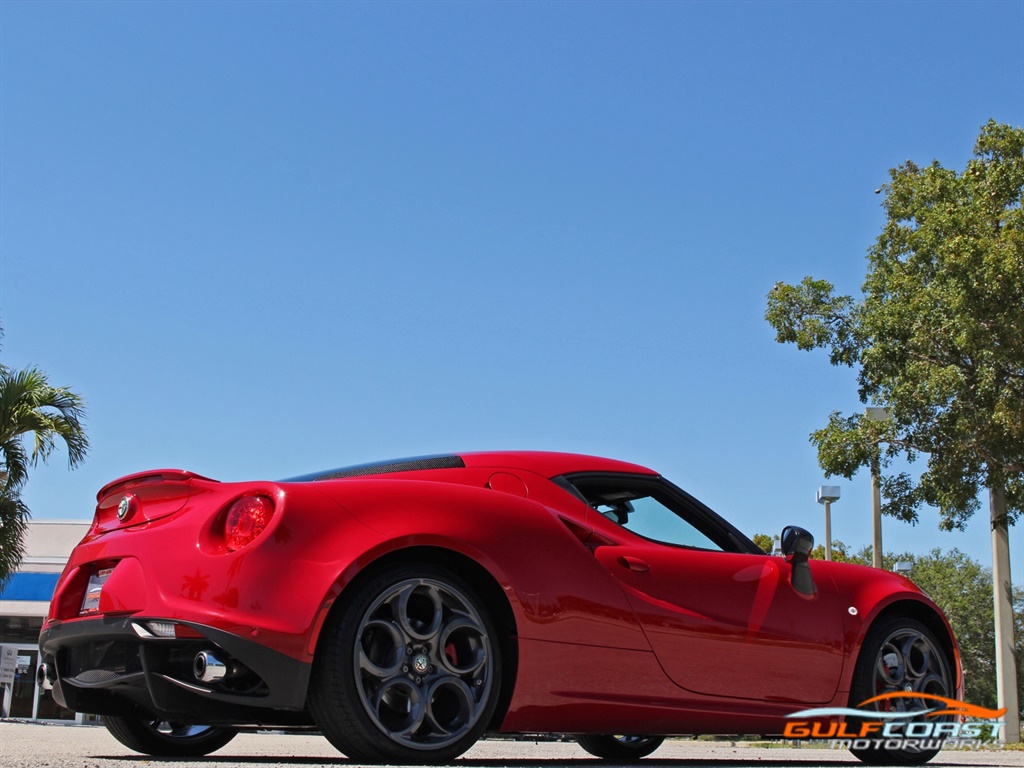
224;496;274;551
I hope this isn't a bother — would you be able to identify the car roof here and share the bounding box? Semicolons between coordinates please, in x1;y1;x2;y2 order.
282;451;659;483
459;451;658;478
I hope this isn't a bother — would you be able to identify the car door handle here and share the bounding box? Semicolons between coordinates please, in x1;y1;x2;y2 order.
617;556;650;573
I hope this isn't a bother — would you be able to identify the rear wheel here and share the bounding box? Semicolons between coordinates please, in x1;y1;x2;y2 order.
309;563;502;764
102;716;236;756
577;734;665;759
848;617;953;766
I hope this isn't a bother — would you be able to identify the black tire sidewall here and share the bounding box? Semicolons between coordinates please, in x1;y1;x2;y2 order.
102;715;236;756
576;734;665;760
847;616;951;766
310;562;503;764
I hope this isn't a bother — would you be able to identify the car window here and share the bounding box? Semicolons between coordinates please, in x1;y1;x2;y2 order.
565;475;726;551
617;494;723;550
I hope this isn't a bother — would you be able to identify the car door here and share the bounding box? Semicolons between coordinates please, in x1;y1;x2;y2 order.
565;473;847;705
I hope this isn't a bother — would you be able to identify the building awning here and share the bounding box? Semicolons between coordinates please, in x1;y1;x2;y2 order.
0;572;60;602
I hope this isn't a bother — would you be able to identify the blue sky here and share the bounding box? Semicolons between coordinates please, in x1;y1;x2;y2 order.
1;1;1021;572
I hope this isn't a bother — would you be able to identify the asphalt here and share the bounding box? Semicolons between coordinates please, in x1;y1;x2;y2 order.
0;721;1020;768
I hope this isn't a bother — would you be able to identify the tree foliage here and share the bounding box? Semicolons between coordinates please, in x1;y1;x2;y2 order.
0;349;89;587
765;120;1024;530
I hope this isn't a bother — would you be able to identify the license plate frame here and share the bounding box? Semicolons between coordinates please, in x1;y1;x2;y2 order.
80;567;113;615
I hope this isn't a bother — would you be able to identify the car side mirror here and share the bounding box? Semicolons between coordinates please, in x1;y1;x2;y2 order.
780;525;816;596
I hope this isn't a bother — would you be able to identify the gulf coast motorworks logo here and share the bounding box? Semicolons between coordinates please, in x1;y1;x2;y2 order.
784;693;1007;750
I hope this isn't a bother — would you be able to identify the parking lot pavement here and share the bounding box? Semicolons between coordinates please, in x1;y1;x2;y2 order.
1;721;1021;768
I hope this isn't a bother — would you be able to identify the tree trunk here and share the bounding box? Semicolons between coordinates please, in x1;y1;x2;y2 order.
990;483;1020;743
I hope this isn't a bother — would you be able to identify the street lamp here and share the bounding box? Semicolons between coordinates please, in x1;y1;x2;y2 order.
865;407;889;568
816;486;840;560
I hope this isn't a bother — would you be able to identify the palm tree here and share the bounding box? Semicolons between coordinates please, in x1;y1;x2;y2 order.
0;364;88;587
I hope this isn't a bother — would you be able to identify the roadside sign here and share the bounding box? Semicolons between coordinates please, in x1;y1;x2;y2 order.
0;645;16;685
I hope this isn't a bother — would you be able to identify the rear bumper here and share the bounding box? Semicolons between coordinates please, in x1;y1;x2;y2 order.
39;616;313;726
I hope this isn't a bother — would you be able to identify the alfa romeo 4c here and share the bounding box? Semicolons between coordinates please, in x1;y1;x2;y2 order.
39;452;960;764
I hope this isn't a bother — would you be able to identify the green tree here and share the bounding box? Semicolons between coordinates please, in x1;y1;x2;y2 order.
0;360;88;587
766;120;1023;529
765;120;1023;732
808;539;864;564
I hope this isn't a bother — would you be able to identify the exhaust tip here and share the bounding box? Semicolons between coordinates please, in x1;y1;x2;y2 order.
37;663;54;690
193;651;227;683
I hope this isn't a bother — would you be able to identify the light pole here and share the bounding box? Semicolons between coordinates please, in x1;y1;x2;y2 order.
865;407;889;568
816;486;840;560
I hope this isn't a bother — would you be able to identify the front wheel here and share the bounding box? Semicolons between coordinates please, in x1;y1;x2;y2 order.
102;716;237;756
309;563;502;764
577;734;665;760
848;617;953;766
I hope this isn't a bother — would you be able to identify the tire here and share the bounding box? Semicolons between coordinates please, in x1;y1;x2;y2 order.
577;734;665;760
309;563;502;764
847;616;953;766
102;716;237;756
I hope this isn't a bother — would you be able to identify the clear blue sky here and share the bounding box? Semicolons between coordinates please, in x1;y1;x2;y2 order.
1;1;1021;572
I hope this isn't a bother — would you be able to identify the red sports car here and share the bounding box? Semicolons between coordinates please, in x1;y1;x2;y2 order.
39;451;960;764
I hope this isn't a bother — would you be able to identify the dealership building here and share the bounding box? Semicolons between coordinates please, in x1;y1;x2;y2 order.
0;520;89;721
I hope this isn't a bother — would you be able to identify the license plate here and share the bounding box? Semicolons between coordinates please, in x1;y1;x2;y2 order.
80;567;113;615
